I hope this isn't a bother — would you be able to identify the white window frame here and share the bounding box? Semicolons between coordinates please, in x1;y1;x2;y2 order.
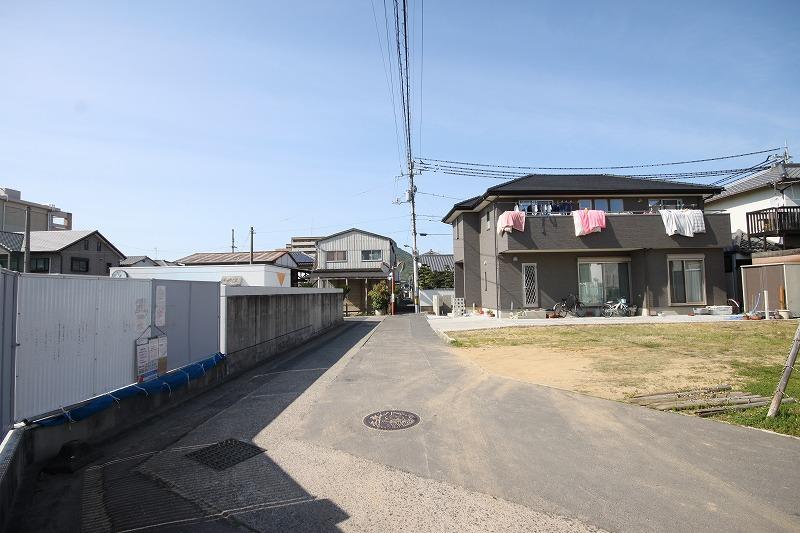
666;254;706;306
361;249;382;262
521;263;539;307
576;257;632;306
326;250;347;263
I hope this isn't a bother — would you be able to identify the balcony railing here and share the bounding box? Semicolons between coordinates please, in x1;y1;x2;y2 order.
746;207;800;238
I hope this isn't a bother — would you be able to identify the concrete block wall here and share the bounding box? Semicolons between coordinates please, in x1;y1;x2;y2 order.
223;287;343;374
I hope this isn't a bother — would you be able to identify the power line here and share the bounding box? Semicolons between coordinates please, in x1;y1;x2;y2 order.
415;147;783;171
369;0;404;175
416;191;466;200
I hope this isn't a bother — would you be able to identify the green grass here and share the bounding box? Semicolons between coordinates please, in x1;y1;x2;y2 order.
714;360;800;437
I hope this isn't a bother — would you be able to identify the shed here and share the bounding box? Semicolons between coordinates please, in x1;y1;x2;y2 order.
741;263;800;316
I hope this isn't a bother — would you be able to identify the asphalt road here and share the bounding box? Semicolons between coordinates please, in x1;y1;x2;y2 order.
11;315;800;532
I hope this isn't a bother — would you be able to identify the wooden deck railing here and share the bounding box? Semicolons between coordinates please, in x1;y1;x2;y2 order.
746;207;800;237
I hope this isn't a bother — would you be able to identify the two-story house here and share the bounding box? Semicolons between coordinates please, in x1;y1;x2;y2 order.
704;161;800;304
311;228;397;313
443;174;731;316
0;230;124;274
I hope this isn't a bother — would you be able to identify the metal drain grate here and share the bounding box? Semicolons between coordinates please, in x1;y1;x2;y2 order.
363;410;420;430
185;439;264;470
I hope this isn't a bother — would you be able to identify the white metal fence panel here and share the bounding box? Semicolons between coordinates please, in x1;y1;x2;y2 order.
14;275;151;421
0;270;17;432
419;289;455;307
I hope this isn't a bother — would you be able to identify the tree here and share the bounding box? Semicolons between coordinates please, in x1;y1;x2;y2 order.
418;265;454;290
367;280;391;312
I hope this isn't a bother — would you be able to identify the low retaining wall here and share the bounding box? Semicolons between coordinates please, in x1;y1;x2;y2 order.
222;286;343;374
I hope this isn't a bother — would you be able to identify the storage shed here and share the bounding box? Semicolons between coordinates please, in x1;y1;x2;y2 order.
741;263;800;316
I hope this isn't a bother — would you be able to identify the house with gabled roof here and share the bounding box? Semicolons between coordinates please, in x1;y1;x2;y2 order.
443;173;732;316
0;229;124;274
311;228;397;313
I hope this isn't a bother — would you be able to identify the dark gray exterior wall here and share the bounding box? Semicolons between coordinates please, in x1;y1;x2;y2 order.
462;213;482;308
40;234;124;275
479;204;498;310
497;248;727;313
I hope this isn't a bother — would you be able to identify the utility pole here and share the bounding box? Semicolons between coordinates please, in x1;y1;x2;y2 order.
409;168;420;313
249;227;254;264
231;229;237;253
23;206;31;273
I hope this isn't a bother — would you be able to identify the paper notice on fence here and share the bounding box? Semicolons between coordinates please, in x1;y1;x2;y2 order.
135;298;148;333
157;336;168;374
155;285;167;327
136;342;149;378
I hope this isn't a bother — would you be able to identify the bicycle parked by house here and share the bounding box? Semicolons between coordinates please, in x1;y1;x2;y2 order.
553;294;586;318
602;298;631;317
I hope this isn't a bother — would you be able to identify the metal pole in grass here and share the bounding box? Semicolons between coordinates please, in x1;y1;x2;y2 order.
767;321;800;417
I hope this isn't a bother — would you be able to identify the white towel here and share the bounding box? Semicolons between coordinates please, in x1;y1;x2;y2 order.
686;210;705;234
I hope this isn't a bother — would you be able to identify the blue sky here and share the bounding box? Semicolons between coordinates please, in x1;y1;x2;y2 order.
1;1;798;258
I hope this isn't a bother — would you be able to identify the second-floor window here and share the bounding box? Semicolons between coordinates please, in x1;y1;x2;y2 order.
361;250;382;261
327;251;347;262
649;199;684;211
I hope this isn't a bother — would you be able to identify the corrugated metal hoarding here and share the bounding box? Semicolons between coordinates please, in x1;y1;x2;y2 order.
13;275;220;421
14;275;152;420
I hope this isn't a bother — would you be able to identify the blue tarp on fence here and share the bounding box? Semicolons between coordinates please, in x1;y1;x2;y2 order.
35;352;225;427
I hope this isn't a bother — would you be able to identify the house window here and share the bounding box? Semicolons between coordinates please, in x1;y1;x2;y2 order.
518;200;555;215
609;199;624;213
327;251;347;262
484;270;488;291
83;239;89;250
594;199;609;212
455;217;461;240
578;199;592;210
71;257;90;273
361;250;382;261
30;257;50;273
669;256;705;305
578;259;631;306
486;209;491;229
576;199;624;212
97;241;102;252
649;199;684;211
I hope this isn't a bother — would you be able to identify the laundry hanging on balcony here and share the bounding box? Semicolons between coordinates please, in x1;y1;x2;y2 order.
659;209;705;237
573;209;606;236
497;210;526;235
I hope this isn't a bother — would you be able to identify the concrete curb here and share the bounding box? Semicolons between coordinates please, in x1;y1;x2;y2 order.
431;327;456;345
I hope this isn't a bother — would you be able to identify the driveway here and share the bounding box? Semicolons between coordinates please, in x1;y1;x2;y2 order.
11;315;800;532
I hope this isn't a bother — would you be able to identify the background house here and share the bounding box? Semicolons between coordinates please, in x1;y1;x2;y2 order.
705;161;800;305
177;249;306;286
0;230;124;274
444;174;731;315
311;228;397;314
0;187;72;232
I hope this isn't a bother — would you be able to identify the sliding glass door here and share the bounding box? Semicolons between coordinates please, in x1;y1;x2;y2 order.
578;260;630;305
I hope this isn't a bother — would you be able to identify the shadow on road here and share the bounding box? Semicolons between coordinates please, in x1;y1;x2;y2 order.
10;319;378;533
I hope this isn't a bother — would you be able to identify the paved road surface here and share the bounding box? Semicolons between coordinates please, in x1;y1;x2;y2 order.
11;315;800;532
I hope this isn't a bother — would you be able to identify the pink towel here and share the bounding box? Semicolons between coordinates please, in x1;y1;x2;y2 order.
586;210;606;233
573;209;606;236
497;211;526;235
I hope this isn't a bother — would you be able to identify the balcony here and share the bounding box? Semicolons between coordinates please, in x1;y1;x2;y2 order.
498;212;731;253
746;207;800;238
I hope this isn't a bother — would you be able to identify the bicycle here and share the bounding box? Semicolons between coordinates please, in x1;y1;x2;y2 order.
553;294;586;318
602;298;631;318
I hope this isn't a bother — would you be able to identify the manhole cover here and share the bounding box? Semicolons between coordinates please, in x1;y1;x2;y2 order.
363;410;420;430
185;438;264;470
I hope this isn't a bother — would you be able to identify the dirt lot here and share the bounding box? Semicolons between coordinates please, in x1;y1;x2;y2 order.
450;321;796;401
